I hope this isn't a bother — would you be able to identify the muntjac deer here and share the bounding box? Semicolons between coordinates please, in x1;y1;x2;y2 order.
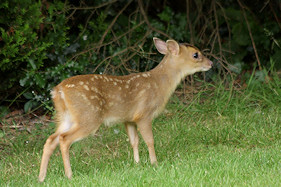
38;37;213;182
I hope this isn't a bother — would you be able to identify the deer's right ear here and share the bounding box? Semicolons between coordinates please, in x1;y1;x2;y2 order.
153;37;167;55
166;40;180;56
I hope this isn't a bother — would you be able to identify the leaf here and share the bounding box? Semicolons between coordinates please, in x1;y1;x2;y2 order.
24;100;33;113
225;8;241;21
255;70;267;82
35;74;46;88
46;53;56;61
23;92;33;99
232;23;249;46
58;55;65;64
157;7;173;22
19;76;28;87
63;43;80;55
228;62;243;74
0;105;10;119
29;58;36;70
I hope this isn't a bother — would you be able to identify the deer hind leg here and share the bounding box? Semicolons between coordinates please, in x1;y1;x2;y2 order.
38;111;74;182
38;132;60;182
59;126;86;179
125;122;140;163
59;117;102;179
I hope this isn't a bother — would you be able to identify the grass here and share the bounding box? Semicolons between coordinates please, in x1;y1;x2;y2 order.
1;74;281;186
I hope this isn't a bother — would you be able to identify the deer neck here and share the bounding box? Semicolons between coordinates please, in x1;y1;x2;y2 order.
150;55;189;100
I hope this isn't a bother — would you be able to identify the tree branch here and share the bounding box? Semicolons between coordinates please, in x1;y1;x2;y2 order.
186;0;194;44
138;0;171;39
96;0;133;53
238;0;262;71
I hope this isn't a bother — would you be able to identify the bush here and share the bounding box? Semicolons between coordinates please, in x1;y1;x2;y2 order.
0;0;280;114
0;0;48;90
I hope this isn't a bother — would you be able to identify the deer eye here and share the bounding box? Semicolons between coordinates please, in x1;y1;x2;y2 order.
193;52;199;59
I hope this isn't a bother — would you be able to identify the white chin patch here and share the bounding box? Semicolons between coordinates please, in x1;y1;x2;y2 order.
202;67;211;71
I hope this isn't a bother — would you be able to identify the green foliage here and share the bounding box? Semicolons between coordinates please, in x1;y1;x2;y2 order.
221;6;281;70
0;0;50;91
156;7;187;41
0;0;72;112
0;0;281;113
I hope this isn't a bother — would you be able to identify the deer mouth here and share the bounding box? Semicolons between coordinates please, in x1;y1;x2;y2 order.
202;60;213;71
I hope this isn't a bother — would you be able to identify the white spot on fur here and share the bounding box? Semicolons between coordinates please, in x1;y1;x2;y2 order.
91;87;100;94
91;87;96;91
81;94;87;101
90;95;98;100
65;84;75;88
138;90;146;96
115;79;122;83
83;85;89;91
79;81;84;85
59;90;65;100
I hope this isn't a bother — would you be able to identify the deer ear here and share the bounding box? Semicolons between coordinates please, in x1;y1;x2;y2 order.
153;37;168;55
166;40;180;56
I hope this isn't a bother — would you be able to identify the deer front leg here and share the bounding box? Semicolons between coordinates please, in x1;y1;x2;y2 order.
137;120;157;165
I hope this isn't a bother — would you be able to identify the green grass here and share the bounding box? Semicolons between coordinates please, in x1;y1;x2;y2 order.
1;75;281;186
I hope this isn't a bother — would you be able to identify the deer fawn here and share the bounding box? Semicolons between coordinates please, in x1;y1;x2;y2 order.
38;37;213;182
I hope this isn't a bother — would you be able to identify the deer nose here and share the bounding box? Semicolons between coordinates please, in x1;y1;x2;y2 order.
209;60;213;66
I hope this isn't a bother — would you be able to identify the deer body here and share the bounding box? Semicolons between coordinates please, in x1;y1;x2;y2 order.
39;38;212;182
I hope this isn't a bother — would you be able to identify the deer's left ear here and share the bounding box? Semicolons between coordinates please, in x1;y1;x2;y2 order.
166;40;180;56
153;37;168;55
